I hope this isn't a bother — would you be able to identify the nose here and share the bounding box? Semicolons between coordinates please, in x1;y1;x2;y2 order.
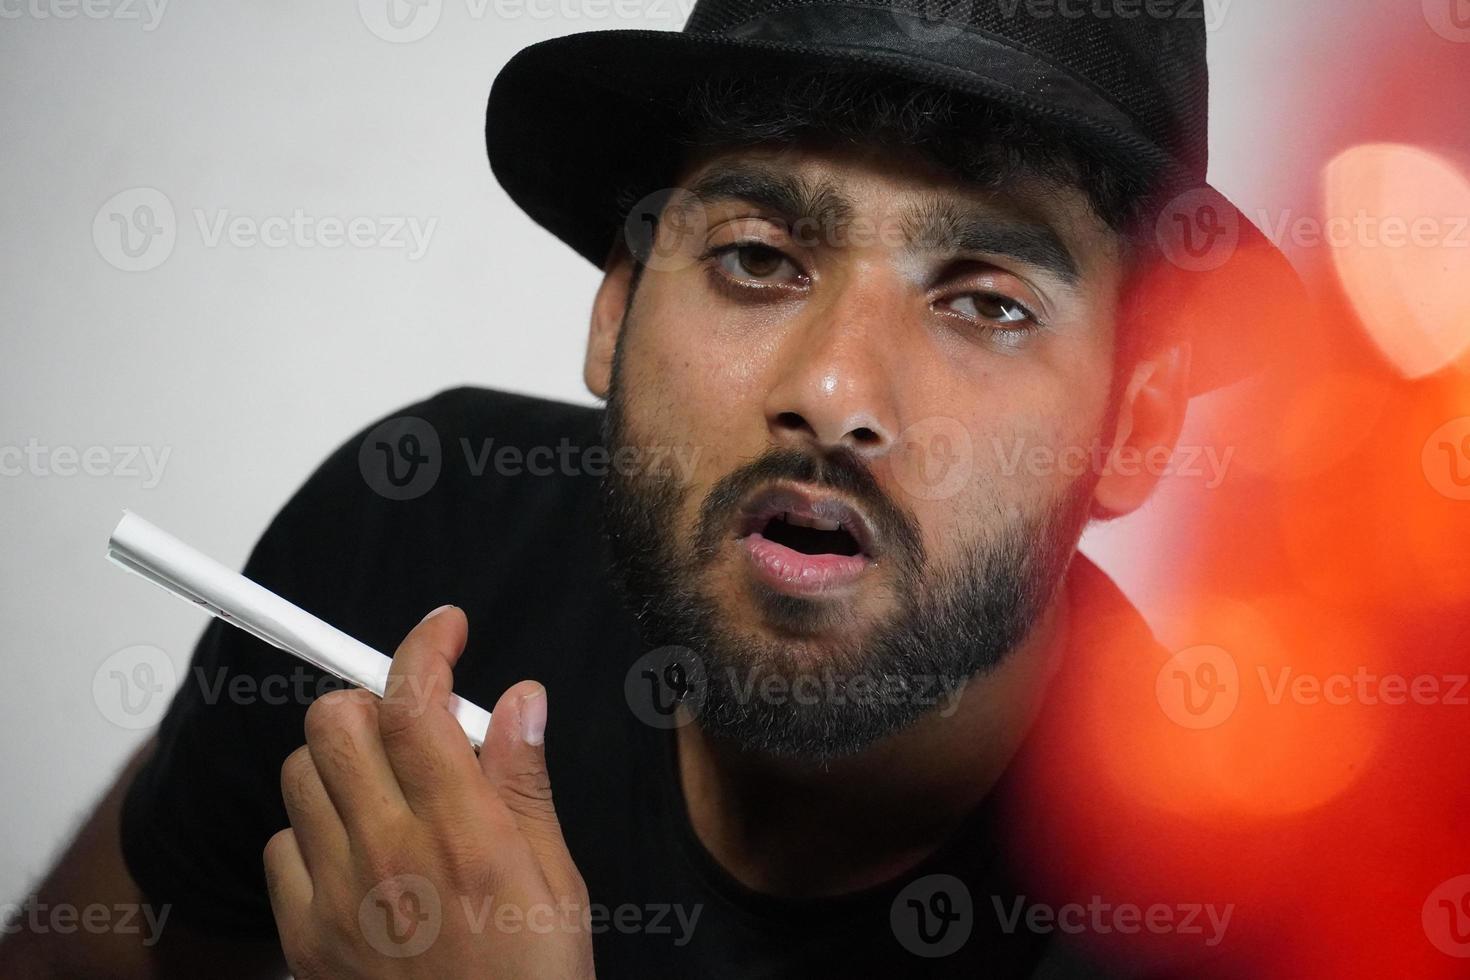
762;281;900;459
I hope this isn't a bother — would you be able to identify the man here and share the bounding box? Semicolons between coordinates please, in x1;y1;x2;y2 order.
1;0;1298;976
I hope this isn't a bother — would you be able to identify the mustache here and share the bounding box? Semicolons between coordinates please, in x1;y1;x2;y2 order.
690;445;925;570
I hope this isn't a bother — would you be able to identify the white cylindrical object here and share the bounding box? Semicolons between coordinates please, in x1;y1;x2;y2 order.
106;511;491;749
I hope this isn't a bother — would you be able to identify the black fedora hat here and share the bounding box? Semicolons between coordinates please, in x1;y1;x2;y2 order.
485;0;1304;394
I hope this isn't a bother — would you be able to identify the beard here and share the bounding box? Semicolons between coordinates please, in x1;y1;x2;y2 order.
597;340;1099;764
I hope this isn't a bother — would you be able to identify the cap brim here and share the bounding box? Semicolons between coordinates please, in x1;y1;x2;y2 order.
486;29;1304;394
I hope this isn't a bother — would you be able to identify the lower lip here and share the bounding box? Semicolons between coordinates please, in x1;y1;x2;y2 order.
740;532;871;595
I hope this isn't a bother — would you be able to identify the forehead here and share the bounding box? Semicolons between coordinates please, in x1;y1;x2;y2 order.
671;137;1123;268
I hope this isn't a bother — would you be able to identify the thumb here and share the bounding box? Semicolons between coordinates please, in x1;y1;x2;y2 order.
480;681;581;895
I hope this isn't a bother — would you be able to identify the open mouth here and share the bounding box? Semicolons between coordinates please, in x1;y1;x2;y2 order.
735;484;877;594
759;512;863;557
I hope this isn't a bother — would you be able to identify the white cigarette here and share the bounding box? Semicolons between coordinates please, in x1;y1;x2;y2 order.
105;511;492;750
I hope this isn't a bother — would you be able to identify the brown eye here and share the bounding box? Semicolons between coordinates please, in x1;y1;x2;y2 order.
945;292;1037;326
717;243;799;283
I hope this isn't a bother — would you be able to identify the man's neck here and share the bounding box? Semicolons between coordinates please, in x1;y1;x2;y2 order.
674;569;1075;899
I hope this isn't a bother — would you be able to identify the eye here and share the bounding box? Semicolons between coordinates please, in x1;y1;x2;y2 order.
712;243;803;285
942;292;1038;327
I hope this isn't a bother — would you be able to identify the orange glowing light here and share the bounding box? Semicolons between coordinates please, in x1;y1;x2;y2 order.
1323;143;1470;380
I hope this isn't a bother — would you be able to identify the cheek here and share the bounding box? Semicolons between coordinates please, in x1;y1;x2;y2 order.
619;283;775;494
893;380;1109;551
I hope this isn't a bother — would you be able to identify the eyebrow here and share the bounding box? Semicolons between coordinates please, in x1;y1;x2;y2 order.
681;163;1082;286
685;164;855;231
900;197;1081;285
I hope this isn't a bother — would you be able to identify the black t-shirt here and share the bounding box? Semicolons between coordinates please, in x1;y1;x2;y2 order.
120;386;1155;978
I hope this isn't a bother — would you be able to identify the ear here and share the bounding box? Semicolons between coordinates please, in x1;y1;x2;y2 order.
584;244;637;400
1092;341;1192;519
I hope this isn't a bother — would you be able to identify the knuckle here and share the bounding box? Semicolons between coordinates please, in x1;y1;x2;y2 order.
304;689;369;743
358;816;417;881
502;763;555;808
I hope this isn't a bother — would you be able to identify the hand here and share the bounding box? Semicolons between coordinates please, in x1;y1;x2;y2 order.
263;605;595;979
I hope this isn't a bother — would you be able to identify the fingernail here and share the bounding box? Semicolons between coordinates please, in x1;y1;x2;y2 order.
419;604;455;626
519;688;546;746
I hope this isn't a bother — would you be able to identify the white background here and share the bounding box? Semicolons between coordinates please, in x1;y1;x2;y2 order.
0;0;1330;904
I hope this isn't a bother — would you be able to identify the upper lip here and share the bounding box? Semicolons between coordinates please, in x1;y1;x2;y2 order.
735;482;879;558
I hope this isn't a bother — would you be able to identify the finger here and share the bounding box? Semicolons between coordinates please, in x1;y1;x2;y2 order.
303;688;411;845
279;744;350;878
379;604;483;814
479;681;584;901
263;828;313;932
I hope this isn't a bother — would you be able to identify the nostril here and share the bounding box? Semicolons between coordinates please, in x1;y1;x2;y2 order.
850;426;881;445
775;411;810;433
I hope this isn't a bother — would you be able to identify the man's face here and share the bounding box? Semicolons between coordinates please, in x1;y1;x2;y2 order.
598;138;1129;760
